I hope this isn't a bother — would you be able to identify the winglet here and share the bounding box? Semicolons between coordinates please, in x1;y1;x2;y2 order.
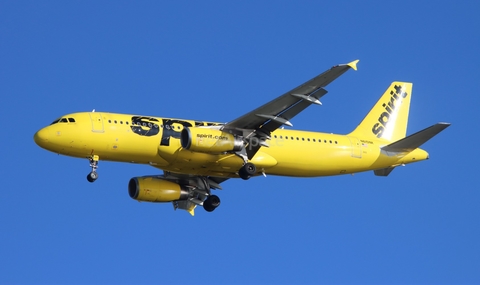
347;59;359;71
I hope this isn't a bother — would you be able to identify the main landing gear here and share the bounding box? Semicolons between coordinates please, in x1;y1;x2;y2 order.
203;195;221;212
201;162;255;213
87;155;99;183
238;162;256;180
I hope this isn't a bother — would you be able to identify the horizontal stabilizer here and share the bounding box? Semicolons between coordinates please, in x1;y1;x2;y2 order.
374;167;395;176
382;122;451;153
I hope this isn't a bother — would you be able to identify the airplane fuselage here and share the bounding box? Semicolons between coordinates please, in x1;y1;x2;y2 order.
34;112;428;179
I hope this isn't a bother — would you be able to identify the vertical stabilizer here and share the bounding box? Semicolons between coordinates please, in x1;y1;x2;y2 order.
349;82;412;142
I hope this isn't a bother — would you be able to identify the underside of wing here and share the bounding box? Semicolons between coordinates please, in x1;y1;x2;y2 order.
162;171;228;216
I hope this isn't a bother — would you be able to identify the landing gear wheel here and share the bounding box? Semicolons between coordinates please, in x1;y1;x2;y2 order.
203;195;221;212
87;171;98;183
87;155;99;182
239;162;256;180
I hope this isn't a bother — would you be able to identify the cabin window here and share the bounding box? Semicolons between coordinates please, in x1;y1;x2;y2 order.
280;136;283;139
285;136;288;140
274;135;277;138
329;140;332;144
302;138;304;141
291;137;293;140
120;121;123;124
335;141;338;144
296;137;299;140
114;120;117;124
126;121;129;125
307;138;310;142
313;139;316;142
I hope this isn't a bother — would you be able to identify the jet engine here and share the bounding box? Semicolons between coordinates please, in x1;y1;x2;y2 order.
128;176;189;202
180;127;243;153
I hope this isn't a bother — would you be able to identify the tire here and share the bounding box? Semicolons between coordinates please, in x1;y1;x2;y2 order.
203;195;221;212
239;163;256;180
244;163;256;175
87;172;98;182
239;167;250;180
208;195;221;208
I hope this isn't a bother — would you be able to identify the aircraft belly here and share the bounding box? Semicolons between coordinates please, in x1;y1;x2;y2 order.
163;150;277;177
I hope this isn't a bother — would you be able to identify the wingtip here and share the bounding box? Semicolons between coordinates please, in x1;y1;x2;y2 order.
347;59;359;71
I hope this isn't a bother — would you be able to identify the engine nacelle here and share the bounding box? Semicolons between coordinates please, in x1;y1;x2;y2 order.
128;176;189;202
180;127;243;153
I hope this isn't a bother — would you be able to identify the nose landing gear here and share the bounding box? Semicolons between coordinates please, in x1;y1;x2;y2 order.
87;155;99;182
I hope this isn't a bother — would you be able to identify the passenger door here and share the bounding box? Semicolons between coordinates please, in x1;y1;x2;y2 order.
89;112;104;133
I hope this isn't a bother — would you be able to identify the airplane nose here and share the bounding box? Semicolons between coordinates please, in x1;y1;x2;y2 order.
34;128;49;147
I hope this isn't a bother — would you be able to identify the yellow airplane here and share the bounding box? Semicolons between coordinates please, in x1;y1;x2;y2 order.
34;60;450;215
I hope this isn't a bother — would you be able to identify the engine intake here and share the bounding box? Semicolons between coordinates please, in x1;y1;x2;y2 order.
180;127;243;153
128;176;189;202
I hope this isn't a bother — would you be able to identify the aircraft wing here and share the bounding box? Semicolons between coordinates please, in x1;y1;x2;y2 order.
223;60;359;159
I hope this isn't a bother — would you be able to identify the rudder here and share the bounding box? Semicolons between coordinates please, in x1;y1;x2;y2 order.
349;82;412;142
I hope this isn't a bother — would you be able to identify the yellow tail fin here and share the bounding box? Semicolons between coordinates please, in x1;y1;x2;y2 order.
349;82;412;142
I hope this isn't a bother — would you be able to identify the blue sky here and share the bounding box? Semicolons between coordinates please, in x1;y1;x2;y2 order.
1;1;479;284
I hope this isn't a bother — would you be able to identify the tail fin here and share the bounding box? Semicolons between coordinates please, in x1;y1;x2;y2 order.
349;82;412;142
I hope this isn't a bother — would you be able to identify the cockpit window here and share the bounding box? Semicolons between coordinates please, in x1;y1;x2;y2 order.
50;119;61;125
50;117;73;125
